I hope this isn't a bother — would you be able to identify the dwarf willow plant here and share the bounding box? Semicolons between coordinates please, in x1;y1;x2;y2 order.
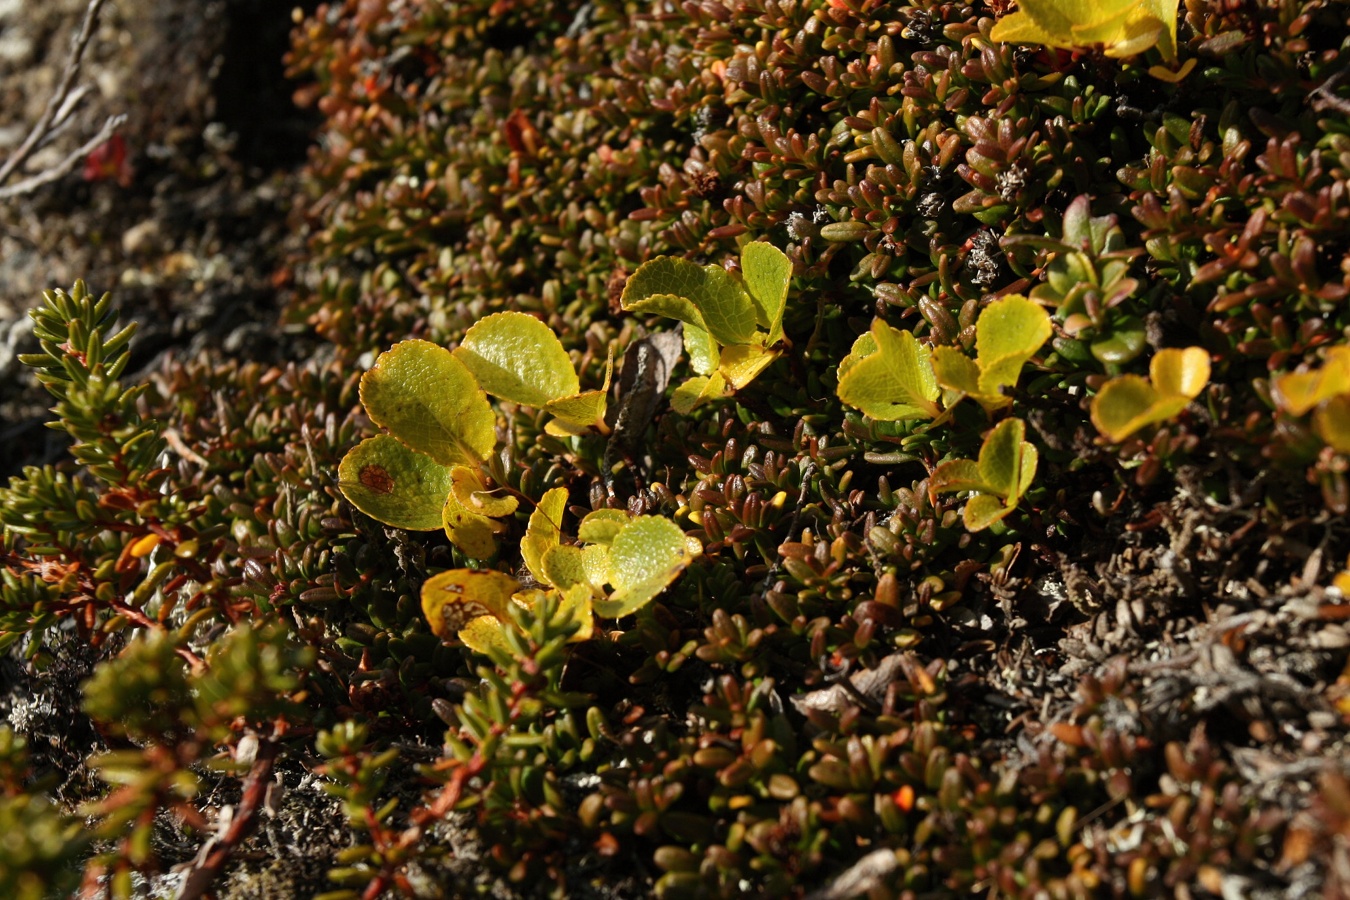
1090;347;1211;442
1272;345;1350;452
339;315;699;651
338;311;611;559
836;294;1051;420
620;241;791;412
990;0;1192;81
930;418;1039;532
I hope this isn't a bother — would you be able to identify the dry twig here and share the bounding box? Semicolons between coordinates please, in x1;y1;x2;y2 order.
0;0;123;200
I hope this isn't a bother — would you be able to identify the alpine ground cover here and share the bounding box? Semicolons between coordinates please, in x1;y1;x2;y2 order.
3;0;1350;896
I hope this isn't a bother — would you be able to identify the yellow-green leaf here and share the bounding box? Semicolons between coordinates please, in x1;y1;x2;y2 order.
459;615;515;656
1273;346;1350;416
683;324;719;377
596;516;700;618
672;372;728;414
934;295;1050;411
1314;395;1350;453
621;256;758;346
741;241;791;345
453;311;580;408
976;295;1052;369
1090;346;1210;441
836;321;941;420
978;418;1032;499
837;330;877;380
442;491;503;559
541;544;590;592
929;458;988;496
990;0;1178;62
1091;376;1163;442
338;435;453;531
930;347;983;401
521;487;567;586
719;342;779;390
449;465;519;518
577;509;630;545
421;569;520;639
1150;346;1211;400
556;583;595;642
543;348;615;434
962;493;1014;532
360;339;496;468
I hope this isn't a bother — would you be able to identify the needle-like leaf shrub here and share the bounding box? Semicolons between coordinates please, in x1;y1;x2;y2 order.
5;0;1350;895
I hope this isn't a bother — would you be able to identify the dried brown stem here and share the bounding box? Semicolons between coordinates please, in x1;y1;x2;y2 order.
0;0;120;197
175;736;280;900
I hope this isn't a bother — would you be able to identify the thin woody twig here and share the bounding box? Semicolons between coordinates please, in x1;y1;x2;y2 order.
0;0;123;202
175;737;279;900
0;113;125;201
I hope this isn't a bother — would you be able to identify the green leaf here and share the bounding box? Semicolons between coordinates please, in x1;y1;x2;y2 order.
521;487;568;585
541;544;590;591
977;417;1027;499
360;340;496;468
577;509;630;545
741;241;791;344
930;419;1037;532
683;324;719;377
962;493;1014;532
928;458;988;496
421;569;521;639
595;516;700;618
453;311;580;408
835;321;940;420
1090;317;1148;366
338;435;453;531
621;256;758;346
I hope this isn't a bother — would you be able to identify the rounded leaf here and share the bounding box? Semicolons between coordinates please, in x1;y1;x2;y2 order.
741;241;791;344
622;256;757;346
596;516;700;618
578;509;630;545
718;343;779;390
360;340;496;468
1273;346;1350;416
1090;375;1166;442
962;494;1014;532
421;569;521;639
338;435;453;531
442;491;503;559
449;465;519;518
836;321;940;421
453;311;580;408
1149;347;1210;400
522;487;568;585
